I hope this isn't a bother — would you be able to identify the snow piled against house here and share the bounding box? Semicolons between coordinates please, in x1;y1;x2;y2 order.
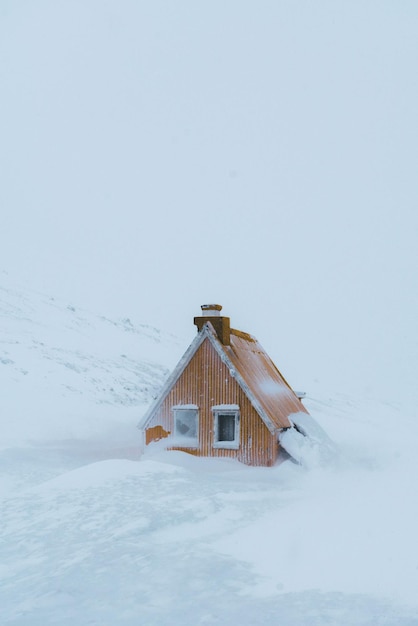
279;412;337;468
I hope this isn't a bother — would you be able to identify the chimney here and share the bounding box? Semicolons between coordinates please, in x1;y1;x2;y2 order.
194;304;231;345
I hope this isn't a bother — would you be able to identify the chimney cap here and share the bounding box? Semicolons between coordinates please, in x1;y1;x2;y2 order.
201;304;222;316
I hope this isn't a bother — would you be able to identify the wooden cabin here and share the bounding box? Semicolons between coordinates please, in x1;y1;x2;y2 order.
139;304;309;467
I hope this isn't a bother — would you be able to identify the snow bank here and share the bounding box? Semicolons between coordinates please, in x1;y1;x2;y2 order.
279;412;337;468
33;458;184;494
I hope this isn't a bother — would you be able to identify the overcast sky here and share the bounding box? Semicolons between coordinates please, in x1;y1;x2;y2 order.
1;1;417;398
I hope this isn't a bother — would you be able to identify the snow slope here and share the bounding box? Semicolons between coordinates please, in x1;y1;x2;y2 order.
1;278;418;625
0;274;182;449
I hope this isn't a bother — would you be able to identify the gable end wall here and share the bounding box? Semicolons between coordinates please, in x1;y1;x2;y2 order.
145;338;278;466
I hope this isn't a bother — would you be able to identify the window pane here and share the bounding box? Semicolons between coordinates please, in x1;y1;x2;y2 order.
175;409;197;439
218;414;235;441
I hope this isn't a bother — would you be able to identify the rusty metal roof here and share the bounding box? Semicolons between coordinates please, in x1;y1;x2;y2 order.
224;328;308;430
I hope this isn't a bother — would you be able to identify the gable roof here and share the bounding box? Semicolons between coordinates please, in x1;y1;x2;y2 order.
139;322;306;434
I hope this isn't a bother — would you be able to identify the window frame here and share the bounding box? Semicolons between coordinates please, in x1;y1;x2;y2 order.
172;405;199;448
212;405;240;450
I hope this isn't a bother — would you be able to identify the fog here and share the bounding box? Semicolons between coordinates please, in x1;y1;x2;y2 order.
1;1;417;398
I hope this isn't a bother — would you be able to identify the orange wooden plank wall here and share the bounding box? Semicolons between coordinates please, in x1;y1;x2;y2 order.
145;338;278;466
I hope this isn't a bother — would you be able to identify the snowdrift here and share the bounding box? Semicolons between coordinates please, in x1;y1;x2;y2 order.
279;411;337;468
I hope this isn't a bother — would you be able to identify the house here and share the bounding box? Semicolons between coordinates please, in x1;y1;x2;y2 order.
139;304;309;466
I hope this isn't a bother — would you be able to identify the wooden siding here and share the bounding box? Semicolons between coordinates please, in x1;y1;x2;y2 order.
145;337;278;466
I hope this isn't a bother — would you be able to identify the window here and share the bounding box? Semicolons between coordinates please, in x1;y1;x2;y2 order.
212;405;240;449
173;406;199;447
217;414;236;441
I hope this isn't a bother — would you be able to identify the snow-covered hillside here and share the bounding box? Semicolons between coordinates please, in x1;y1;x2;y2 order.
1;279;418;625
0;276;182;449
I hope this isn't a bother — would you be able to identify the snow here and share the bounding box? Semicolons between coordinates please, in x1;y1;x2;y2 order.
0;278;183;449
2;445;418;625
171;404;199;409
1;280;418;625
279;412;338;468
211;404;240;410
258;378;288;395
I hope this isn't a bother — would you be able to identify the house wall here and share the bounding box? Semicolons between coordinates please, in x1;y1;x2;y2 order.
145;337;278;466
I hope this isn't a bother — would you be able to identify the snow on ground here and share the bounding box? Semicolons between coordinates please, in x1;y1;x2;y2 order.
1;278;418;625
2;445;418;626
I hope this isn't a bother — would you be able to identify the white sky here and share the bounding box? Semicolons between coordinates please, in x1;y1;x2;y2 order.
1;1;417;398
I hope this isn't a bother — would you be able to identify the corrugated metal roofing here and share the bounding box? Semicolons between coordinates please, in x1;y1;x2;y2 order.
224;328;308;430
